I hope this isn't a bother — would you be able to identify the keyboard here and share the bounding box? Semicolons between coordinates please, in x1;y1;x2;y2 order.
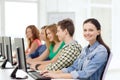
28;71;51;80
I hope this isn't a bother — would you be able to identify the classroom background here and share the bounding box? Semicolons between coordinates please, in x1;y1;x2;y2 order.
0;0;120;79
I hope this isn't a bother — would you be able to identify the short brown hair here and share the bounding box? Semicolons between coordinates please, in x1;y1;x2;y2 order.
58;18;75;37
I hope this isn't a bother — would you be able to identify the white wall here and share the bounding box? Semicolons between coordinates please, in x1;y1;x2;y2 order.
0;1;1;35
38;0;90;47
38;0;120;72
38;0;111;48
0;0;5;36
110;0;120;69
38;0;47;29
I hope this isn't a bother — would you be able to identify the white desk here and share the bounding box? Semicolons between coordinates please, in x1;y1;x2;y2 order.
0;62;78;80
0;68;78;80
0;61;34;80
0;68;34;80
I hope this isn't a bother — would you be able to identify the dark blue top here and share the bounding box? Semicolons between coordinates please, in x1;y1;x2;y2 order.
29;44;46;58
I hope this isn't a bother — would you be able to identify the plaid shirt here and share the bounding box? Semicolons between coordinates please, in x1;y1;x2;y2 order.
45;40;82;71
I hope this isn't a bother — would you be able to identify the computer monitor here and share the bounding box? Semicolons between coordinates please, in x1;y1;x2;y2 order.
3;37;13;65
0;43;2;56
11;38;51;80
14;38;27;72
1;36;14;68
0;36;5;58
10;38;28;79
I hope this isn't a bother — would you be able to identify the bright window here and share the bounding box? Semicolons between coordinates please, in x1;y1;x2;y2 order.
5;1;37;38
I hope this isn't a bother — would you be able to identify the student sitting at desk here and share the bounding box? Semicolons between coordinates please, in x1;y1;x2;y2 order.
41;18;110;80
25;25;43;58
30;18;82;71
27;24;65;64
13;25;46;59
28;25;47;58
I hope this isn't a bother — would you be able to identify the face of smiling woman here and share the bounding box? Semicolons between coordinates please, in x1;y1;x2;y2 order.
83;22;100;45
46;29;54;42
26;28;33;40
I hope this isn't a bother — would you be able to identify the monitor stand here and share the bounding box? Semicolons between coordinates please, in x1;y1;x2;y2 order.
0;59;14;69
0;45;13;69
10;65;28;79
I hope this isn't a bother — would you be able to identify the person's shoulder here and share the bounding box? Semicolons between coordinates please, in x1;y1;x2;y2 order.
97;44;107;52
70;40;81;47
68;41;82;50
69;40;78;45
31;39;41;46
34;39;40;42
61;41;65;45
49;43;54;50
94;44;108;57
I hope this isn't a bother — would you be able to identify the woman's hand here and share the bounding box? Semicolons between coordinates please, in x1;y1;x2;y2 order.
26;58;32;64
41;70;73;79
30;62;40;70
37;64;47;71
41;71;59;79
30;63;36;70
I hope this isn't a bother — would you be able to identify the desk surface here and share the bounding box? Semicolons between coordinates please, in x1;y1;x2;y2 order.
0;69;79;80
0;69;78;80
0;62;77;80
0;61;34;80
0;68;34;80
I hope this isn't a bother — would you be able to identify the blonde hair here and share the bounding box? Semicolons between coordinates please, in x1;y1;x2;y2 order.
45;24;60;48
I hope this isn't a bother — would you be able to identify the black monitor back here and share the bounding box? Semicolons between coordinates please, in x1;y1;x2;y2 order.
3;36;13;64
14;38;27;72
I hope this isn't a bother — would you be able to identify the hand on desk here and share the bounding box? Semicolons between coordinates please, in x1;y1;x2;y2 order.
29;62;47;71
26;58;33;64
37;64;48;71
40;70;73;79
29;63;36;70
40;70;58;79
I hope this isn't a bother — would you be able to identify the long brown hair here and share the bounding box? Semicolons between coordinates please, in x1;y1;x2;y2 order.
26;25;40;48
